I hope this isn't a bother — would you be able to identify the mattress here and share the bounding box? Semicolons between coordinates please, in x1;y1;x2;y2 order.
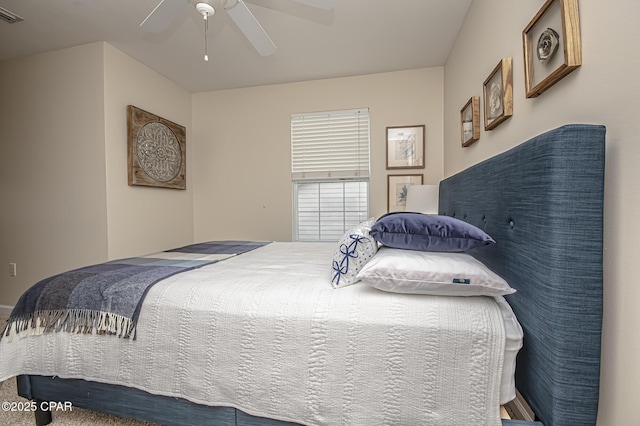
0;242;521;425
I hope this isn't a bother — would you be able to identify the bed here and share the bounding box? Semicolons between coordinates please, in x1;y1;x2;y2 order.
0;124;605;426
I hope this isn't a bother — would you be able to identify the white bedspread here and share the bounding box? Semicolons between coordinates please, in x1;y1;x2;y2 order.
0;242;507;426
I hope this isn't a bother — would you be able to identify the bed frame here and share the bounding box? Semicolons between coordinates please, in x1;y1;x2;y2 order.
17;124;605;426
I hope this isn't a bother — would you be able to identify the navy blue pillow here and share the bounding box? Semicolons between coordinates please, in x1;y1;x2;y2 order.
370;212;495;252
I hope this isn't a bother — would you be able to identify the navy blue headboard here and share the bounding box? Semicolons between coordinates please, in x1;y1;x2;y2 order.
439;124;605;426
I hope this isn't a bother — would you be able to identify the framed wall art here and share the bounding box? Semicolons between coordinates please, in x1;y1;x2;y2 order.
386;125;425;169
523;0;581;98
460;96;480;147
127;105;186;190
387;174;423;212
483;58;513;131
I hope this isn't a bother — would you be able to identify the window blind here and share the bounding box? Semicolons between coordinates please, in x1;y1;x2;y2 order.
291;108;370;180
295;180;369;241
291;108;370;241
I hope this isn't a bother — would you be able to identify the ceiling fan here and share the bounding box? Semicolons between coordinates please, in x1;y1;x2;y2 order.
140;0;334;58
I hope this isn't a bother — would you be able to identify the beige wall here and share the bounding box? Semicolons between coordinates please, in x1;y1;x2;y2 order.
0;43;193;306
0;43;109;306
103;44;193;259
192;68;444;242
444;1;640;424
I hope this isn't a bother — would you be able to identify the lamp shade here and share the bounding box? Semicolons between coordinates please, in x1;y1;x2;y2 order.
405;185;439;214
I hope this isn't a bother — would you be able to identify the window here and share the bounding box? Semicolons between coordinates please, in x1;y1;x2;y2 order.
291;108;370;241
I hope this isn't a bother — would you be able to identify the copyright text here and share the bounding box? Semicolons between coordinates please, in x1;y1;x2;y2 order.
2;400;73;412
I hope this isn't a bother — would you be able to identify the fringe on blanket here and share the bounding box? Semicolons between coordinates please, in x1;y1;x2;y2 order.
1;309;136;342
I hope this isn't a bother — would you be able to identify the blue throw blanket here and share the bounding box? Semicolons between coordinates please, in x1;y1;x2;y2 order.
3;240;269;340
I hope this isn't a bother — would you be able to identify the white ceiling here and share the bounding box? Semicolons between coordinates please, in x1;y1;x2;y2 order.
0;0;471;93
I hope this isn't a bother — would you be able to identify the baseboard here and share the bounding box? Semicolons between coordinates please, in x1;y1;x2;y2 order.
0;305;14;317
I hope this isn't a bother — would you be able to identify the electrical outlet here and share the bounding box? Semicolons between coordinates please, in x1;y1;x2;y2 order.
9;263;16;277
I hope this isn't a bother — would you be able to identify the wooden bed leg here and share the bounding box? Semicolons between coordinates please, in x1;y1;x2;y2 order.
33;400;52;426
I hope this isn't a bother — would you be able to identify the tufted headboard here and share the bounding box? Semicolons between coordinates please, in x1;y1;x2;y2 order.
439;124;605;426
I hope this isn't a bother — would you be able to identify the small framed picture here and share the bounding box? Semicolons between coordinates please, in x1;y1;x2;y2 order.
387;174;423;212
483;58;513;131
460;96;480;147
523;0;581;98
386;125;425;169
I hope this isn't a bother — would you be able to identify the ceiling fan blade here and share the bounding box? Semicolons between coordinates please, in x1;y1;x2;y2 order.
140;0;188;32
225;0;277;56
293;0;334;10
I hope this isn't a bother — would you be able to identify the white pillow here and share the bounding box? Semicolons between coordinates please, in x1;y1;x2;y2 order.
355;247;515;296
331;219;378;288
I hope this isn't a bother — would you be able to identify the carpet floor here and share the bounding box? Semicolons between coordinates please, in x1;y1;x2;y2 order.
0;314;155;425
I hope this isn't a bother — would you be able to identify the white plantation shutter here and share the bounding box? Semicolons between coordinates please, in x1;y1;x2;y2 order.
291;108;370;241
291;108;370;180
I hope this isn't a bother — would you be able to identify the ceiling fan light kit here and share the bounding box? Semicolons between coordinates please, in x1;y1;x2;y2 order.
196;2;215;16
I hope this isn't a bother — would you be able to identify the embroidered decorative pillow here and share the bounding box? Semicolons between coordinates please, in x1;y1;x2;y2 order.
331;219;378;288
370;212;495;252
